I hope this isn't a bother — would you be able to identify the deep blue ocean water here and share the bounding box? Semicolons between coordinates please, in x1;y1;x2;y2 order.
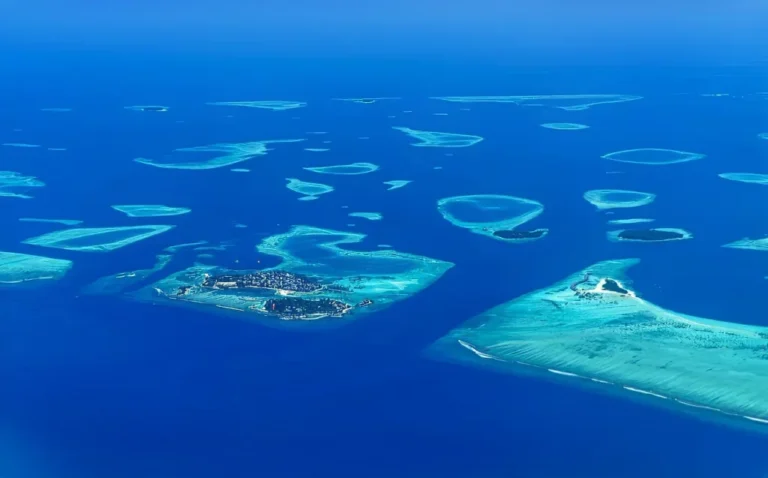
2;50;768;477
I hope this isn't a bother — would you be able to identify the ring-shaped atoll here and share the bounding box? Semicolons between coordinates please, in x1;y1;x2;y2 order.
607;227;693;243
384;180;411;191
0;251;73;286
540;123;590;130
0;171;45;199
393;126;483;148
583;189;656;210
304;162;379;175
723;237;768;252
206;100;307;111
133;225;453;324
134;140;303;170
286;178;334;200
112;204;192;217
431;94;642;111
437;194;547;243
124;105;169;112
719;173;768;185
23;225;174;252
602;148;706;165
427;258;768;428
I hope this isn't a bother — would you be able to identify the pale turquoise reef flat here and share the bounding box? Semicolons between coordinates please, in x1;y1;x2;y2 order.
19;218;83;226
82;254;172;295
0;171;45;199
437;194;546;242
304;148;330;152
136;225;453;324
384;180;411;190
393;126;483;147
286;178;334;200
23;225;174;252
2;143;40;148
432;94;642;111
602;148;705;165
206;100;306;111
349;212;383;221
607;227;693;243
230;168;250;173
112;204;192;217
135;139;304;170
163;240;208;253
607;218;655;225
428;259;768;427
723;237;768;252
583;189;656;210
304;162;379;175
333;97;400;104
0;251;73;286
540;122;590;130
719;173;768;185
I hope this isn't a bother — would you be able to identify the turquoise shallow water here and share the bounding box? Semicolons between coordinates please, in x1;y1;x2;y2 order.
2;52;768;477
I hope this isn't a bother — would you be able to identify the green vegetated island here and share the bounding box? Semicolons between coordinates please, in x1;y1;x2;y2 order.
428;258;768;428
437;194;548;242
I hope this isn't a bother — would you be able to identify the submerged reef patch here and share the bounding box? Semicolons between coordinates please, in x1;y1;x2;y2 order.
428;258;768;427
206;100;306;111
135;139;303;170
392;126;483;147
540;123;590;130
135;225;453;324
124;105;169;112
19;218;83;226
607;228;693;243
40;107;72;112
0;171;45;199
383;180;411;191
719;173;768;185
723;237;768;252
607;218;655;225
432;94;642;111
112;204;192;217
82;254;172;295
758;133;768;140
304;162;379;175
583;189;656;210
333;97;400;104
0;251;73;286
437;194;547;243
2;143;40;148
602;148;705;165
285;178;334;200
23;225;174;252
349;212;383;221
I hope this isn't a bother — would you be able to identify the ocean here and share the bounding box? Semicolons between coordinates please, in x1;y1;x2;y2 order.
2;49;768;477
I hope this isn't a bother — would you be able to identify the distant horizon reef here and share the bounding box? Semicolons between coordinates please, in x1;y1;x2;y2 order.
23;225;174;252
82;254;172;295
206;100;307;111
0;251;73;286
602;148;706;165
134;225;453;324
40;107;72;112
285;178;334;201
437;194;547;243
540;122;590;130
0;171;45;199
607;218;655;225
19;218;83;226
431;94;642;111
124;105;169;112
134;139;304;170
392;126;483;147
333;97;400;104
719;173;768;185
607;228;693;243
723;237;768;252
428;258;768;429
583;189;656;210
303;162;379;175
349;212;383;221
384;180;411;191
111;204;192;218
2;143;40;148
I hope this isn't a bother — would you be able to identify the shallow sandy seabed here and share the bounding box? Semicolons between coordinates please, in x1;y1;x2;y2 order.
383;180;411;190
82;254;172;295
304;162;379;175
583;189;656;210
134;225;453;324
432;94;642;111
723;237;768;252
429;258;768;426
719;172;768;185
23;225;174;252
602;148;706;165
393;126;483;147
0;171;45;199
0;251;73;286
112;204;192;217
